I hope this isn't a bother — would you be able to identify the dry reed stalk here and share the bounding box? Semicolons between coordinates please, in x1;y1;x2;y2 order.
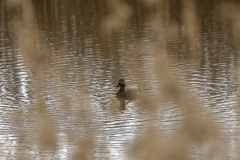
7;0;49;71
4;0;238;159
182;0;200;54
7;0;97;158
6;0;59;155
7;0;94;159
102;0;133;35
126;0;220;159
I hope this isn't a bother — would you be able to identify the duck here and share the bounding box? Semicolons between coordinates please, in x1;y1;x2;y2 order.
115;79;139;109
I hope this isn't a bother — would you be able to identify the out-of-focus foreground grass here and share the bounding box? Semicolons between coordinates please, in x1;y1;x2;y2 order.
5;0;240;159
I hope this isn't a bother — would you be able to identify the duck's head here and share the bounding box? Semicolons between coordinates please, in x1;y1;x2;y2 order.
116;78;125;87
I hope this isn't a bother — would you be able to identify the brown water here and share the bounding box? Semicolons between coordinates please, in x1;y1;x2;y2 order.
0;0;240;159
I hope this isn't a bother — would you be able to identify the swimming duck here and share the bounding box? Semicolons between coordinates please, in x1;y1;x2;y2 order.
115;79;138;109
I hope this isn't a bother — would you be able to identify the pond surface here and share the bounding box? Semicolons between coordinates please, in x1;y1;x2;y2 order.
0;0;240;159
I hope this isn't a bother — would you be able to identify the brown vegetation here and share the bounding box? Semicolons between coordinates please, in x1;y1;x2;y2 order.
3;0;240;159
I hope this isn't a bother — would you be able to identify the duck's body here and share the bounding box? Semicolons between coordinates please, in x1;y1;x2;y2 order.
115;79;139;109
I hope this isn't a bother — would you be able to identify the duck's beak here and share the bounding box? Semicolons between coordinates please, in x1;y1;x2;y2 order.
116;83;120;87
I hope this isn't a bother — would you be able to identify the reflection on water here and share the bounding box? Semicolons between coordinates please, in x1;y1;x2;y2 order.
0;0;240;159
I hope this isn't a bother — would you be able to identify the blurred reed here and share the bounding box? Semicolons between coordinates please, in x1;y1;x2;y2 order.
6;0;94;159
112;1;219;159
6;2;59;159
5;0;240;159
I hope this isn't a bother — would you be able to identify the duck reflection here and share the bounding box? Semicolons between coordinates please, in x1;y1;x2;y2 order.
115;79;138;110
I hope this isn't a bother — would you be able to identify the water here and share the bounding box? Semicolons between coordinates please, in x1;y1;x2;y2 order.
0;0;240;159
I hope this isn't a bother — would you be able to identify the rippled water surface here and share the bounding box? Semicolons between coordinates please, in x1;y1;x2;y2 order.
0;1;240;159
